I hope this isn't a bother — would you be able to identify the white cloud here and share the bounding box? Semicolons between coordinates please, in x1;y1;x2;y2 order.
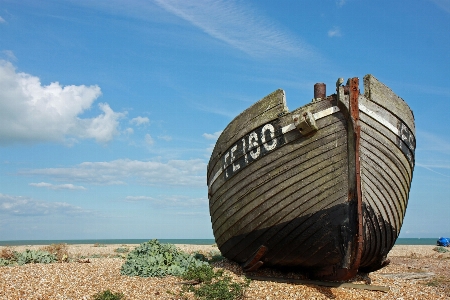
124;127;134;135
125;195;207;207
0;193;87;216
29;182;87;190
0;60;124;145
158;135;172;141
154;0;316;59
0;16;5;23
2;50;16;61
328;27;342;37
75;103;125;143
203;131;222;140
145;133;154;146
130;116;150;126
20;158;207;186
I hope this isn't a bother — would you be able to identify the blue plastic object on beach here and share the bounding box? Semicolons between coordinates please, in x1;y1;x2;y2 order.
437;237;450;247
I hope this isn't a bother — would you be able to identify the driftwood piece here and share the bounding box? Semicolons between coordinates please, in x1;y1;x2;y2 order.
379;272;435;280
246;275;390;292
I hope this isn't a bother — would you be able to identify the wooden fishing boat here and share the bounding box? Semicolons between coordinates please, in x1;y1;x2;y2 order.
207;75;415;281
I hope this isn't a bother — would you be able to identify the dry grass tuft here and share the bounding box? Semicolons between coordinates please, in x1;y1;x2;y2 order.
0;247;16;260
41;243;69;262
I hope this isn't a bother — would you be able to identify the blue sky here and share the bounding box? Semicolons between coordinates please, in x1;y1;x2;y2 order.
0;0;449;240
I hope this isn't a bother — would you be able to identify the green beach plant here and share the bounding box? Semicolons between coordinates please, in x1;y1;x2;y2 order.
16;249;56;265
120;240;250;299
433;246;450;253
120;239;208;277
0;258;11;266
92;289;126;300
180;264;250;300
208;250;224;263
114;247;129;253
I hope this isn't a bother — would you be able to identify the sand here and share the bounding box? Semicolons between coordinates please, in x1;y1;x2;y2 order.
0;243;449;299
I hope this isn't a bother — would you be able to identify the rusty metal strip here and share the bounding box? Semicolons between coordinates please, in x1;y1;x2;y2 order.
349;77;364;277
243;245;268;272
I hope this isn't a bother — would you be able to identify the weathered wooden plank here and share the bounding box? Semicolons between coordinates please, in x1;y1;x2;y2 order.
361;205;380;267
211;130;348;230
360;146;407;215
265;190;350;266
210;113;347;215
359;132;407;223
359;135;409;200
360;152;402;234
359;114;412;181
361;139;407;200
220;163;349;259
363;74;415;134
215;153;348;246
358;95;415;170
361;173;395;257
212;130;348;236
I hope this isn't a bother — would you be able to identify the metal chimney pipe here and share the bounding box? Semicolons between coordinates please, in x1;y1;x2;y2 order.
314;83;326;99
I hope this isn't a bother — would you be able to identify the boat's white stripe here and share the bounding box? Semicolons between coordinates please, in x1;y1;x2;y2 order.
281;123;296;134
358;104;400;136
208;168;223;190
313;106;340;120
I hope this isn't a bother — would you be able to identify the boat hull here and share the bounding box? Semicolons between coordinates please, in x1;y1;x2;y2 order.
207;75;415;280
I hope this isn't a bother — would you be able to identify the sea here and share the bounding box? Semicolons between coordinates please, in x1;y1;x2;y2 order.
0;238;440;246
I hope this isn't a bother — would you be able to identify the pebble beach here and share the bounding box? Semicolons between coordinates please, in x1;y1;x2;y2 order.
0;243;449;299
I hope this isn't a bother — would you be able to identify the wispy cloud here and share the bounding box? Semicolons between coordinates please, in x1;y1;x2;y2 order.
2;50;16;61
29;182;87;190
125;195;207;208
130;116;149;126
0;193;88;216
124;127;134;135
174;211;209;216
158;135;172;141
336;0;346;7
0;16;5;23
145;133;154;146
0;60;125;146
328;27;342;37
20;158;207;187
194;102;238;118
390;80;450;98
415;130;450;177
154;0;317;59
416;163;450;177
417;129;450;153
203;131;222;140
430;0;450;13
